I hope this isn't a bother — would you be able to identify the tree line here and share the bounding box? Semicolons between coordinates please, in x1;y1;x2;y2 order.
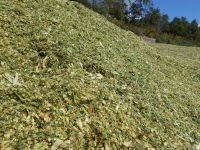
72;0;200;46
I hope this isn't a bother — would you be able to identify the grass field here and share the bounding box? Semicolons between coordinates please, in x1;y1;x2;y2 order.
152;43;200;61
0;0;199;149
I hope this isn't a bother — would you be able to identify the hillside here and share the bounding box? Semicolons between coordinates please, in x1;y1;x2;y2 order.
0;0;199;149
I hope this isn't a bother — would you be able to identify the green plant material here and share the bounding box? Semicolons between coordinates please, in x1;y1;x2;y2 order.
0;0;200;149
155;33;200;47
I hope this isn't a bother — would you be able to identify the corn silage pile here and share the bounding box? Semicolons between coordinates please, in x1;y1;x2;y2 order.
0;0;199;149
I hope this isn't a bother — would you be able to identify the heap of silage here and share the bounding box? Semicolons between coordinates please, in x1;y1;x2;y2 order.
0;0;199;149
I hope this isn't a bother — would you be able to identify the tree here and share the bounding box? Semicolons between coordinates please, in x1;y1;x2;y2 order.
188;19;199;40
127;0;151;5
140;0;151;5
196;28;200;42
159;14;170;33
129;1;144;21
127;0;152;22
144;8;161;30
104;0;127;20
170;17;189;37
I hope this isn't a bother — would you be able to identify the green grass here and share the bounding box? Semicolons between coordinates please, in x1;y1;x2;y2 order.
0;0;199;149
152;43;200;61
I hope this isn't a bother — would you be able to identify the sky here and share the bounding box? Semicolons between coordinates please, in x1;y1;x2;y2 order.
153;0;200;24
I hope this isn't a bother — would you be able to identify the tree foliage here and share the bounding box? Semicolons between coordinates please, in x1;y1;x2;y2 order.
105;0;127;20
188;19;199;39
129;1;144;21
170;17;189;37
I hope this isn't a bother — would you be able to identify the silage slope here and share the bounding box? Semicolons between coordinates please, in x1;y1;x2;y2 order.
0;0;199;149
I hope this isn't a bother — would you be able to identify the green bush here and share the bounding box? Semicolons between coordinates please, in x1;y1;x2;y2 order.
145;28;158;37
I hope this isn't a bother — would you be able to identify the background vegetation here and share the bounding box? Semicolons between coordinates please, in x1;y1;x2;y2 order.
73;0;200;47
